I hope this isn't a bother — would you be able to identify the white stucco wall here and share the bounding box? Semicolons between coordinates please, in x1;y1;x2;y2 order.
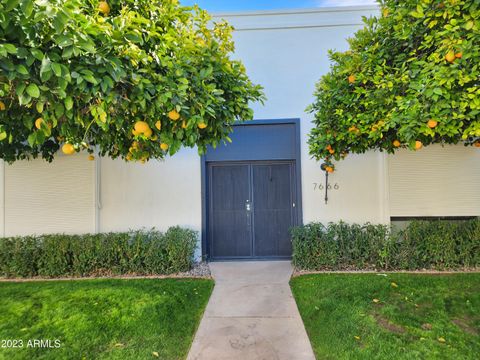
216;6;386;224
98;149;202;233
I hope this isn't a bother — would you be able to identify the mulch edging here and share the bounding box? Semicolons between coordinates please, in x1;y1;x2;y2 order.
0;274;212;283
292;268;480;277
0;262;212;282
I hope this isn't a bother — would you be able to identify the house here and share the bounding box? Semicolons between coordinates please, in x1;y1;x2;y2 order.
0;6;479;260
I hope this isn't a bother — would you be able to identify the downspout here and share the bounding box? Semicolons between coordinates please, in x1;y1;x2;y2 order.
0;160;4;237
379;152;390;224
95;150;102;233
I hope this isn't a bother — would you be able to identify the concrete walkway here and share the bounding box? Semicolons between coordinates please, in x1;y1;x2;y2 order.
187;261;315;360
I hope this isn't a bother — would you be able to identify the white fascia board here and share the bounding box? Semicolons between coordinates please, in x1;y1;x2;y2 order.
211;6;380;31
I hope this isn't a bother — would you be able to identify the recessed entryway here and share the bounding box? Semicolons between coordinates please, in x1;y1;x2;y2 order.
201;119;302;260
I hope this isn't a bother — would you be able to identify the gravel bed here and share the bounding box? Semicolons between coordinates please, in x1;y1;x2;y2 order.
179;261;211;278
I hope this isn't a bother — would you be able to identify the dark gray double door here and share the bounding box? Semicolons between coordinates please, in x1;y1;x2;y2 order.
208;161;296;260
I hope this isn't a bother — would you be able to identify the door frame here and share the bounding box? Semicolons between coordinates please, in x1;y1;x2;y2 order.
200;118;303;260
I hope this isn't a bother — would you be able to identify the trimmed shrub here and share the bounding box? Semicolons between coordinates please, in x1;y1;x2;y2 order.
0;227;197;278
396;219;480;270
0;236;40;277
292;219;480;271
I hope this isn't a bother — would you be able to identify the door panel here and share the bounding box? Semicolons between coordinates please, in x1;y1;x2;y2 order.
252;164;293;257
209;164;251;258
208;162;295;259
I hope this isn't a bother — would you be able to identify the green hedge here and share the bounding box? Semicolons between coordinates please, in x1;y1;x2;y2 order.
291;219;480;271
0;227;197;278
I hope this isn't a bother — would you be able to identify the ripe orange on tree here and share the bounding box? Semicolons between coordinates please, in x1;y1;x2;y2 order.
427;119;438;128
445;51;456;63
134;121;150;134
98;1;110;15
143;127;153;138
62;143;75;155
35;118;45;129
168;110;180;121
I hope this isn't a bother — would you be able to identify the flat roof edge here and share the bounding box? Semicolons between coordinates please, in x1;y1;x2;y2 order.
211;5;380;18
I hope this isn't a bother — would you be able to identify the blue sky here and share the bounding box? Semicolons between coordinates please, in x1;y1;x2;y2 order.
181;0;377;12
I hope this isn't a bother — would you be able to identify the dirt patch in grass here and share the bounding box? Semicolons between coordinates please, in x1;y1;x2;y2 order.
452;317;479;336
421;323;433;330
373;313;406;334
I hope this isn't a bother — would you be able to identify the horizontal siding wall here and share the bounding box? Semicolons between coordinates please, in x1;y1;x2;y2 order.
4;154;95;236
388;144;480;217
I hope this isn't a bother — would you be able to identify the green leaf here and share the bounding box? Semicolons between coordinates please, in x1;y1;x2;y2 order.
54;103;64;117
62;46;74;58
18;92;31;106
409;11;423;19
51;63;62;77
30;49;43;61
0;131;7;141
53;10;69;33
15;83;26;96
27;132;36;147
55;35;73;47
3;43;17;54
26;83;40;98
64;96;73;110
83;74;98;84
5;0;20;12
16;64;29;75
21;0;34;17
36;130;45;144
416;4;424;16
36;101;44;113
40;57;51;82
78;40;96;53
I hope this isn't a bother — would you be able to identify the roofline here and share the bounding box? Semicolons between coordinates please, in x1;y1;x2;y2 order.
211;5;379;18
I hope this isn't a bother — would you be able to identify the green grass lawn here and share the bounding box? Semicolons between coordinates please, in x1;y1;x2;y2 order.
0;278;213;360
291;273;480;360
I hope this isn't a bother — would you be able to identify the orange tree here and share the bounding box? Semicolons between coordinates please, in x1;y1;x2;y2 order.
308;0;480;171
0;0;264;163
